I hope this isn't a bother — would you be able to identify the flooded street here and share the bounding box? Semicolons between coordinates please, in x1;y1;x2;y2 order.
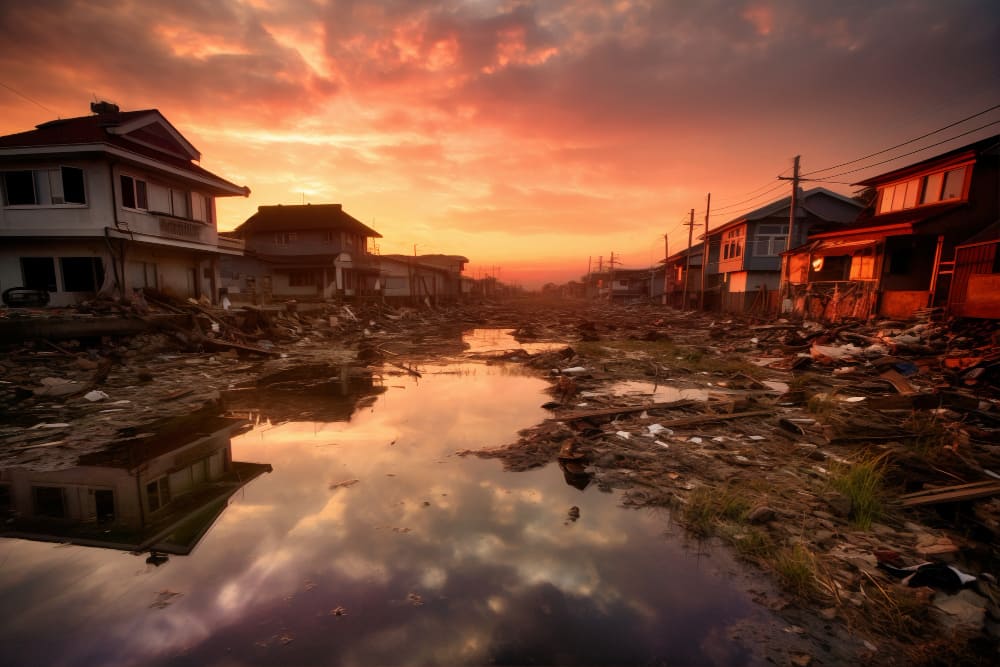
0;331;778;666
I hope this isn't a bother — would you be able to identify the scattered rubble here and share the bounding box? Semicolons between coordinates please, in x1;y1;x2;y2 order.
2;293;999;663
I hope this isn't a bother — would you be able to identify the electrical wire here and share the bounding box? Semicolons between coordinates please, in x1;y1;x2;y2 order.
802;103;1000;177
0;81;60;116
808;120;1000;181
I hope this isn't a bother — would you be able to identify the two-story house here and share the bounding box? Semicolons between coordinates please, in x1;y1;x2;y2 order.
0;102;250;307
220;203;382;302
704;187;863;314
785;135;999;321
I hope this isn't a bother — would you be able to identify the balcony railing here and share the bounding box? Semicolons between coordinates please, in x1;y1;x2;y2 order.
158;216;207;242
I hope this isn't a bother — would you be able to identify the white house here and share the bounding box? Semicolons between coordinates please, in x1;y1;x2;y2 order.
0;102;250;307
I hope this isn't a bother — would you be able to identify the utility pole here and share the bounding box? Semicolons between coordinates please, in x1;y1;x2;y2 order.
586;256;592;298
682;208;694;310
778;155;801;311
661;233;669;305
608;251;618;302
699;194;710;311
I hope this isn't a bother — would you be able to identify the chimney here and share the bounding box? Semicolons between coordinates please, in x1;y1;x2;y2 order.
90;101;120;115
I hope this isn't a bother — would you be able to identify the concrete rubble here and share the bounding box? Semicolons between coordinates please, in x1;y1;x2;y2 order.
2;294;999;664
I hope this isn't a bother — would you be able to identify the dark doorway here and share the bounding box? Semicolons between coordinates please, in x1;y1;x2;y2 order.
94;489;115;523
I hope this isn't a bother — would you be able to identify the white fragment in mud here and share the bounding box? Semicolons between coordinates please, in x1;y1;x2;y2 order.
560;366;588;376
689;436;703;444
639;411;649;419
841;396;866;403
647;424;671;436
84;390;110;402
814;466;829;475
616;431;631;440
748;435;766;441
111;400;131;405
579;391;600;398
712;436;726;443
654;440;669;448
32;423;71;429
734;455;750;463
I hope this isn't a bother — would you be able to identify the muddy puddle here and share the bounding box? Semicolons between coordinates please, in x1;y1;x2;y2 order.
0;330;785;666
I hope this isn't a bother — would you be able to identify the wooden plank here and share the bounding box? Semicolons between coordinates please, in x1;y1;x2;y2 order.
899;479;1000;500
879;369;916;395
548;400;696;422
900;481;1000;507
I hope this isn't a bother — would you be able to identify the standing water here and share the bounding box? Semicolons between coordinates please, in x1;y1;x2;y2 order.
0;330;776;666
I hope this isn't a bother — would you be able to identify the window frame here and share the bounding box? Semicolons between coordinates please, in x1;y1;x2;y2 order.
120;174;149;211
2;166;87;207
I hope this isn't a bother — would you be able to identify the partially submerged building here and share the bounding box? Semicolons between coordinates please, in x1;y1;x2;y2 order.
0;102;250;306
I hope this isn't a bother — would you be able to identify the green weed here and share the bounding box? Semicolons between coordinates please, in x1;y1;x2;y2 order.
830;452;888;530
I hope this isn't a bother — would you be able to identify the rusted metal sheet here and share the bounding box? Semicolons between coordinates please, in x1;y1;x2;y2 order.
949;241;999;318
879;290;929;318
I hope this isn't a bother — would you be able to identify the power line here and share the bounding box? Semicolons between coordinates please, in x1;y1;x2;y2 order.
709;167;792;207
809;120;1000;181
709;180;788;214
0;81;59;116
802;102;1000;177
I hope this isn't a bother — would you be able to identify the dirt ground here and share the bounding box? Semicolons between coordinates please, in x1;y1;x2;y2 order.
2;294;999;665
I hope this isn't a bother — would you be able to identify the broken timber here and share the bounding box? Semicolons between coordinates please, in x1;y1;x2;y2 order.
899;480;1000;507
549;402;772;427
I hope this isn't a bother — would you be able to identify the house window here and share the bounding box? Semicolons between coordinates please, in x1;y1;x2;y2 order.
191;192;209;222
849;248;876;280
60;257;104;292
274;232;297;245
146;476;171;512
33;486;66;518
3;167;86;206
3;170;35;204
170;188;189;218
879;165;970;213
754;224;788;256
21;257;57;291
288;270;318;287
323;231;336;244
722;228;744;260
121;175;148;210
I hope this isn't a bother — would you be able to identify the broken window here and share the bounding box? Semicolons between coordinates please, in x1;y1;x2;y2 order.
60;257;104;292
21;257;57;291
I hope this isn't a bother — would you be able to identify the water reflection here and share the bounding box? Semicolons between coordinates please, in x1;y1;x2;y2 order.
0;332;772;666
0;417;270;556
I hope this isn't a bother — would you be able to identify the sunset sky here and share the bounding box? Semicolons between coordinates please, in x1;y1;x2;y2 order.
1;0;998;287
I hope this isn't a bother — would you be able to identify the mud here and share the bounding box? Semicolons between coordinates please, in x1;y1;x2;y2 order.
2;294;999;665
